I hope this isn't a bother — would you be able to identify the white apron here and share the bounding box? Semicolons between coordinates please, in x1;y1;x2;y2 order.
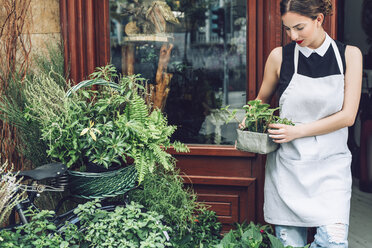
264;40;352;227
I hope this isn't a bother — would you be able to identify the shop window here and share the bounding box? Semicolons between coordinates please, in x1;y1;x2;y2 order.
109;0;247;145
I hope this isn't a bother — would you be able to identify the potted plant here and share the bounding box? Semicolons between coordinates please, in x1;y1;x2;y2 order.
222;100;293;154
24;65;188;198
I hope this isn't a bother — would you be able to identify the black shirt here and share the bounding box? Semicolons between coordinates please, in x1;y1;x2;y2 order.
277;40;347;98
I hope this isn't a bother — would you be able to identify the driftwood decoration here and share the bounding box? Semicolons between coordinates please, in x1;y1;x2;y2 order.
146;1;179;33
152;43;173;110
121;44;135;75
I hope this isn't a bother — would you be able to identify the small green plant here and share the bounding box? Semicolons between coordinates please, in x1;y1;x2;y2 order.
128;168;201;239
74;200;172;248
0;209;83;248
214;222;272;248
214;221;310;248
222;100;294;133
174;208;222;247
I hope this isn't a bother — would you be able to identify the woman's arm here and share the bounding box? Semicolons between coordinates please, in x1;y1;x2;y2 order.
268;45;363;143
256;47;283;103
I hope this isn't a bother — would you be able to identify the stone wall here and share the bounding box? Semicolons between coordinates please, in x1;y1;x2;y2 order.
0;0;61;66
29;0;61;59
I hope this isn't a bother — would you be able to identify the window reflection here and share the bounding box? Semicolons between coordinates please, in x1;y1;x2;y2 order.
110;0;247;145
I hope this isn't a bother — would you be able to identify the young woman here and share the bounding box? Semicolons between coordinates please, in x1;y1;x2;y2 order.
255;0;363;247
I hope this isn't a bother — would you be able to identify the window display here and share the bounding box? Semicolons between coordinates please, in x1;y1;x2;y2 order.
110;0;247;145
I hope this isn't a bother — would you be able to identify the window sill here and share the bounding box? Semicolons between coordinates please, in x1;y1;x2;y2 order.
167;144;256;157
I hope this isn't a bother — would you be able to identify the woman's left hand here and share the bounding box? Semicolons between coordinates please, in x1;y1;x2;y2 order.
267;123;301;143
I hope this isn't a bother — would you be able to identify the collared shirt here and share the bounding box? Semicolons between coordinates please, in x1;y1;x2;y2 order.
297;33;332;58
277;34;347;98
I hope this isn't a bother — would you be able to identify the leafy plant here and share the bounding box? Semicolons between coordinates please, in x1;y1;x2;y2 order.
222;100;294;133
0;200;172;248
0;43;66;168
0;209;83;248
74;200;172;248
174;208;222;247
128;168;201;239
192;209;222;245
25;64;189;183
214;222;272;248
214;222;309;248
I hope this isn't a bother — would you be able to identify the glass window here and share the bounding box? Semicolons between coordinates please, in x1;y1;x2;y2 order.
110;0;247;145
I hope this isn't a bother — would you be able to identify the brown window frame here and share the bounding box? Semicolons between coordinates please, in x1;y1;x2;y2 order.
59;0;337;156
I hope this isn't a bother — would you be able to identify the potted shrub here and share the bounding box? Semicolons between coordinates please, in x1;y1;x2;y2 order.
222;100;293;154
24;65;188;198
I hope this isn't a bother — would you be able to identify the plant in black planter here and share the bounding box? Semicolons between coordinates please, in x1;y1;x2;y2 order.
222;100;293;154
24;65;188;198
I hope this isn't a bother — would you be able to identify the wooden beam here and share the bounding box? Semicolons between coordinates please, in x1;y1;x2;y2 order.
59;0;110;84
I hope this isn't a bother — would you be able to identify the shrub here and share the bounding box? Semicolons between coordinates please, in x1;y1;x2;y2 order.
74;200;172;248
128;168;200;238
24;65;188;183
173;208;222;247
0;209;83;248
214;222;310;248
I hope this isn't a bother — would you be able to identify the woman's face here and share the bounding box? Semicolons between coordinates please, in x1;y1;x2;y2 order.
282;11;324;49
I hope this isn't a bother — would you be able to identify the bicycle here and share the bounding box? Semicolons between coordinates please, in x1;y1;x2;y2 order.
0;162;173;248
0;162;126;231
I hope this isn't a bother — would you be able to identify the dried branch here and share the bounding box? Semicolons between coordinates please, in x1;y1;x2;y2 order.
0;0;32;170
0;161;24;226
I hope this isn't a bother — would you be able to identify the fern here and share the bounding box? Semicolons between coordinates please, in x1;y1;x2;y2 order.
172;141;190;153
32;65;188;183
147;143;173;170
134;150;148;184
128;93;149;122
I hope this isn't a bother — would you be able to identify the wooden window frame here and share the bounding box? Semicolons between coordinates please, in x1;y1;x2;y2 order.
60;0;337;157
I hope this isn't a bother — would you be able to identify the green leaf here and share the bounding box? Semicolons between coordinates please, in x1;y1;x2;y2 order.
267;233;285;248
46;224;57;230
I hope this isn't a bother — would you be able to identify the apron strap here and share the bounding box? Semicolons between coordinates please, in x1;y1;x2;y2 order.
294;44;299;74
331;40;344;75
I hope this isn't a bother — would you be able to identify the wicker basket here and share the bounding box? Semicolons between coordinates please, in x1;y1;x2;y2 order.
68;165;137;199
65;79;137;199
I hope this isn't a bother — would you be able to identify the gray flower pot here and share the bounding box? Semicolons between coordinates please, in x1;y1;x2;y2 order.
236;129;278;154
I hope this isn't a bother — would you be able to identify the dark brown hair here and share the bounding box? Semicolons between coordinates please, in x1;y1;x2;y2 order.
280;0;333;19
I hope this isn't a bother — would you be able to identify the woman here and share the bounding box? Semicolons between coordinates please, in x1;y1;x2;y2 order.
255;0;363;247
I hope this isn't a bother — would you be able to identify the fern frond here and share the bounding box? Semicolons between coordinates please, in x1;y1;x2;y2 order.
148;143;173;171
134;151;148;184
128;94;149;122
172;141;190;153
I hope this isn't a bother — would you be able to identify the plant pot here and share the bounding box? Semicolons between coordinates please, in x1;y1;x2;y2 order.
67;165;137;199
236;129;278;154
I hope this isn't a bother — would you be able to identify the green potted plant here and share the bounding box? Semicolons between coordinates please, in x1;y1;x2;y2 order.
24;65;188;198
223;100;293;154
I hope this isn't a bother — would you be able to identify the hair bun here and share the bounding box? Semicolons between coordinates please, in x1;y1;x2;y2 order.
321;0;333;16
